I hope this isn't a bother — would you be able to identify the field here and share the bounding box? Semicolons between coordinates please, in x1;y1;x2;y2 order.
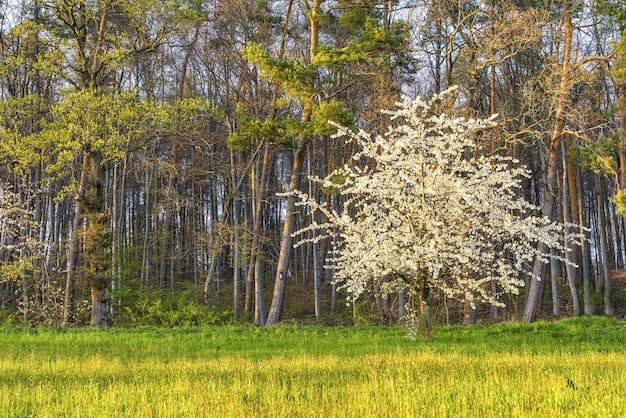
1;317;625;417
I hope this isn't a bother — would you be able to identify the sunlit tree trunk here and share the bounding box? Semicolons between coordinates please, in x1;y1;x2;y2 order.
266;145;308;325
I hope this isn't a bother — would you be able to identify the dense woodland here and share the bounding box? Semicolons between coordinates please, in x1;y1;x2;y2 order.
1;0;626;328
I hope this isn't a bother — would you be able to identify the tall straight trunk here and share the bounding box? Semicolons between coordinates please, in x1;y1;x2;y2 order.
191;155;200;300
232;197;241;319
110;163;118;319
330;198;338;314
243;161;258;317
244;144;270;319
597;175;614;317
578;171;594;315
312;233;322;319
254;251;266;326
232;151;242;319
524;1;573;323
566;145;581;279
204;180;220;306
489;52;499;320
550;248;561;316
110;157;126;319
613;211;625;267
618;83;626;192
63;204;81;326
307;148;322;319
266;144;308;325
550;171;561;316
141;156;155;289
561;137;579;315
63;153;89;326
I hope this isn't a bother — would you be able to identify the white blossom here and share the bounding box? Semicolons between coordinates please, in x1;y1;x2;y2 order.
292;90;579;310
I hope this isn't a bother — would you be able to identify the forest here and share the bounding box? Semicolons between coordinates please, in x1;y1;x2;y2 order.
1;0;626;329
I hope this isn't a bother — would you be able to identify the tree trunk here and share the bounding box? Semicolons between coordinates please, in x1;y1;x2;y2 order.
417;278;431;339
254;251;266;326
463;299;477;325
63;204;82;327
398;288;407;318
266;145;307;325
307;147;322;320
78;151;111;328
312;236;322;320
550;248;561;316
524;0;573;323
91;286;109;328
618;82;626;191
578;171;594;315
561;137;579;316
524;150;559;323
244;146;267;317
232;153;242;319
63;152;89;326
232;200;241;319
597;175;614;317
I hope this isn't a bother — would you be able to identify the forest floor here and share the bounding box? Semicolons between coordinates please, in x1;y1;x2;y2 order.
0;317;624;417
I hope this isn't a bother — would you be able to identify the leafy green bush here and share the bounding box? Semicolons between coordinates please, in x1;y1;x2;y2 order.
112;287;232;327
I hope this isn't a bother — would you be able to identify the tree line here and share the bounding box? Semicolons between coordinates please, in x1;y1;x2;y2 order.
0;0;625;328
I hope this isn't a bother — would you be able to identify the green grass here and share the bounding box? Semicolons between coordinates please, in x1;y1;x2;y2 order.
1;317;625;417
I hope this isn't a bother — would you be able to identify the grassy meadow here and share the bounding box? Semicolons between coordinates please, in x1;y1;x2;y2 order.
1;317;625;417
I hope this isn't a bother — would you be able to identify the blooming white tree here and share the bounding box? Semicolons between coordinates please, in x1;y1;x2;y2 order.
292;89;577;334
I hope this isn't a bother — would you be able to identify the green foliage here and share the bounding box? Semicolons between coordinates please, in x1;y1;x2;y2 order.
0;18;64;83
571;135;617;175
0;95;51;179
614;188;626;215
310;100;354;136
351;298;384;326
227;109;298;150
239;2;413;150
243;43;316;101
50;0;194;89
595;0;626;24
11;90;216;201
0;259;27;284
610;183;626;218
112;288;232;327
596;1;626;79
314;20;410;76
50;90;152;160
